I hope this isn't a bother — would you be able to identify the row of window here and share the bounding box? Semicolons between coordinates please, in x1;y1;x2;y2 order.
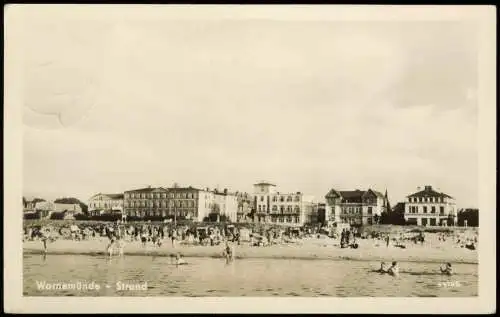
259;195;301;202
89;202;122;208
125;192;198;199
407;217;447;226
125;200;197;208
270;216;301;223
257;205;301;213
409;196;445;203
126;209;195;217
408;206;446;214
341;206;373;214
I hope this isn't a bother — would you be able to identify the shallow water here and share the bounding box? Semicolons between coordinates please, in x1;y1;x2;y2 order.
23;253;477;297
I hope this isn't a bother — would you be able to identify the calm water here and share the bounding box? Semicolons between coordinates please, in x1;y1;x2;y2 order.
23;253;477;297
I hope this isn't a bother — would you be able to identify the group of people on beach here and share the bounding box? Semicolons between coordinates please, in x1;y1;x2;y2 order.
340;228;358;249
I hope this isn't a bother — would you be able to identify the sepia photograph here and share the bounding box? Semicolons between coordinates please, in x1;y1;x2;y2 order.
4;4;496;314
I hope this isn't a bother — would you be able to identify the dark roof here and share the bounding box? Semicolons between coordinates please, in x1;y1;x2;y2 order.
407;186;453;199
124;187;167;193
253;181;276;186
104;194;124;199
326;188;385;203
167;186;205;192
371;190;385;199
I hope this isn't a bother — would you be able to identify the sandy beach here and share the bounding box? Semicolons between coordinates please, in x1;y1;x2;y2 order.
23;236;478;264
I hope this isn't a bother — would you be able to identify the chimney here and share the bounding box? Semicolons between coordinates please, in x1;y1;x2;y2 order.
424;185;432;191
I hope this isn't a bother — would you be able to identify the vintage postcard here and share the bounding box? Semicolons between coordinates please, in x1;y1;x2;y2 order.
4;4;496;314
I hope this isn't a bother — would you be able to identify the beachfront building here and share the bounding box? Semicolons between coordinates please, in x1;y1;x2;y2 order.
252;181;316;226
123;185;238;222
34;201;54;219
404;185;456;226
54;203;82;213
324;188;388;226
23;198;37;212
208;188;239;222
166;186;212;222
123;186;170;218
236;192;254;222
87;193;124;216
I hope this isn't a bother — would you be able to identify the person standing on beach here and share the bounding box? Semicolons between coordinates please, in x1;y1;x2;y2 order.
386;234;390;247
41;233;48;254
171;229;177;248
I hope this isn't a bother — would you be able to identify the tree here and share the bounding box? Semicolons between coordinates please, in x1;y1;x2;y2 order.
457;209;478;227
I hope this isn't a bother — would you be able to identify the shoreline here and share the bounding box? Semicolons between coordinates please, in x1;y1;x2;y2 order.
23;239;478;265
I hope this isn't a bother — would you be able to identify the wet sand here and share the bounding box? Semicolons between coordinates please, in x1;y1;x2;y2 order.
23;237;478;264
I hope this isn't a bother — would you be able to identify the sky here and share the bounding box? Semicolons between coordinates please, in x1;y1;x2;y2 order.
21;13;479;208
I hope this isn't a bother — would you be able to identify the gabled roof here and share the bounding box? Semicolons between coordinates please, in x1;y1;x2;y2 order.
407;186;453;199
325;188;385;203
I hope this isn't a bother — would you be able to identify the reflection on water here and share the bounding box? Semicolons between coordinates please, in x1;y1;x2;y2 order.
23;254;478;297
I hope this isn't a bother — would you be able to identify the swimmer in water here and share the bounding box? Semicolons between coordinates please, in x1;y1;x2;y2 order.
440;262;453;275
223;241;235;263
388;261;399;277
175;253;187;266
377;262;388;274
107;237;115;257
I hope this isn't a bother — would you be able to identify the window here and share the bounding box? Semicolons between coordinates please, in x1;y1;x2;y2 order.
287;206;292;213
287;196;292;202
280;206;284;214
295;196;300;202
170;193;174;198
440;197;444;203
280;196;284;202
440;206;444;215
423;206;427;213
294;206;300;213
272;196;277;202
272;205;277;212
431;206;436;213
260;196;264;202
430;218;436;226
367;207;373;214
422;218;428;226
258;205;261;212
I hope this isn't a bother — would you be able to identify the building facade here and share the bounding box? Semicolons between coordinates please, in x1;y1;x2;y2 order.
54;203;82;213
404;185;456;226
325;188;388;226
252;181;315;226
123;185;238;222
88;193;124;216
236;192;254;222
123;187;170;218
